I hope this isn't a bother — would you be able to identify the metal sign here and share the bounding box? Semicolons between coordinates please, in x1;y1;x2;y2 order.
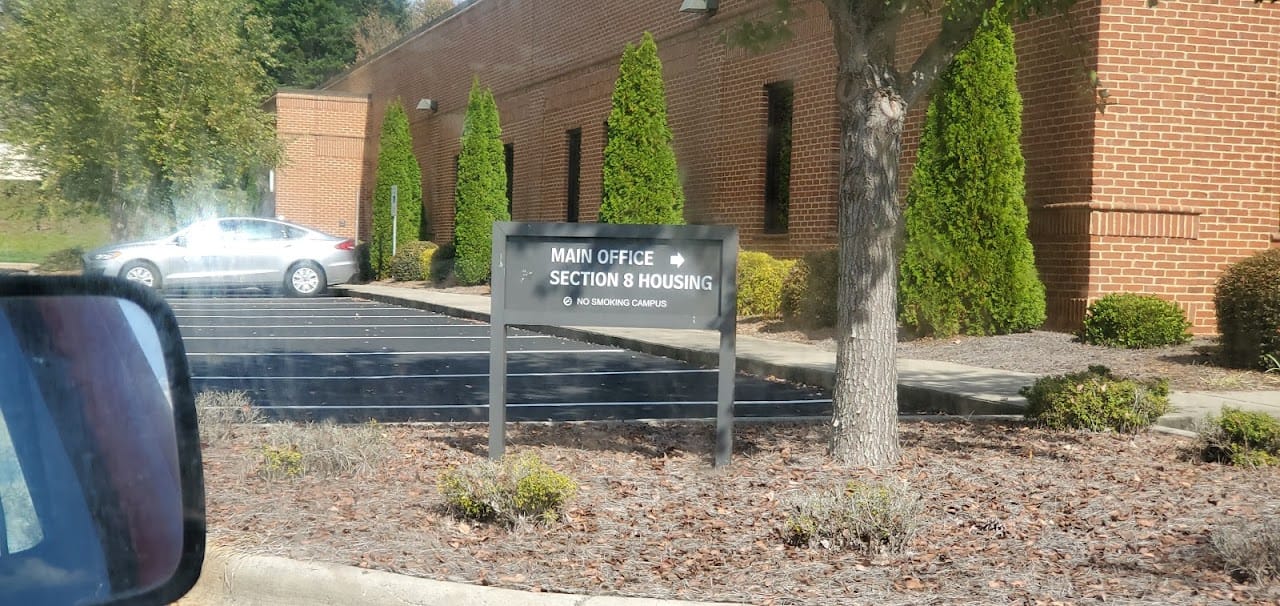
390;185;399;256
490;222;738;466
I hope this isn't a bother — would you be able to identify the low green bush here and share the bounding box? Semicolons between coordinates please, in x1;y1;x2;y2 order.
38;246;85;272
737;250;794;317
782;479;922;554
1212;517;1280;584
388;240;438;281
1019;365;1170;433
1200;407;1280;467
438;454;577;527
780;249;838;328
429;242;456;284
1216;249;1280;369
1078;292;1191;348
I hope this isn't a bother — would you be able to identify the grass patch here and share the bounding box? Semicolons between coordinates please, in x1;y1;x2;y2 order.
196;390;265;445
258;420;394;479
0;184;110;263
1212;517;1280;584
438;454;578;527
781;479;923;554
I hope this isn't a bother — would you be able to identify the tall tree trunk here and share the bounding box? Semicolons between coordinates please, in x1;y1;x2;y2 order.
827;5;905;467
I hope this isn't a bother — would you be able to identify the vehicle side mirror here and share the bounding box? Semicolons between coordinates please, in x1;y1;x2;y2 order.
174;235;187;247
0;276;204;606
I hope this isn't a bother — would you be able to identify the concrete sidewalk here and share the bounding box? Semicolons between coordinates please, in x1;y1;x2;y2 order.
336;283;1280;432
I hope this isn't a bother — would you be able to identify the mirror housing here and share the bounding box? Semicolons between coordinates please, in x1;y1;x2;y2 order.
0;275;204;606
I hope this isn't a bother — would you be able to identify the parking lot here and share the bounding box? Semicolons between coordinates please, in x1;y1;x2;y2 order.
173;295;832;422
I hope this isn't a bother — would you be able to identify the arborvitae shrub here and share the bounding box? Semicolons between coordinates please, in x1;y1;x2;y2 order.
1215;249;1280;369
1078;292;1192;348
371;100;423;279
599;32;684;225
898;6;1045;338
453;79;508;285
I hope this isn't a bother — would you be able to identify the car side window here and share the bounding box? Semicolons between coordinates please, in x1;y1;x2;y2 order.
231;221;285;241
284;226;308;239
183;221;226;246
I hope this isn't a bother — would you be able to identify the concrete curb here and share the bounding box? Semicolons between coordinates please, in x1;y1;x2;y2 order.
186;546;743;606
334;286;1023;418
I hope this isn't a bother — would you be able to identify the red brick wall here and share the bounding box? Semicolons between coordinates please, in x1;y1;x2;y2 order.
283;0;1279;334
268;91;369;240
1082;0;1279;332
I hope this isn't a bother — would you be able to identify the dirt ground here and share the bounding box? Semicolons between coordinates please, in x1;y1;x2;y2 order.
202;420;1280;605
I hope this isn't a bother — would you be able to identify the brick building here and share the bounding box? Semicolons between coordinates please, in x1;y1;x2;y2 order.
267;0;1279;333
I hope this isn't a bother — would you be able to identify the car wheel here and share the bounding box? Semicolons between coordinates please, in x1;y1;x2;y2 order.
285;262;325;297
120;261;163;290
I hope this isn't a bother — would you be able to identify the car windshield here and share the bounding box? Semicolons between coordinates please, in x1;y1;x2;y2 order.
3;0;1280;605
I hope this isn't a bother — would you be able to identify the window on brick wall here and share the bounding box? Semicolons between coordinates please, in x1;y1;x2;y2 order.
764;81;794;234
503;143;514;218
566;128;582;223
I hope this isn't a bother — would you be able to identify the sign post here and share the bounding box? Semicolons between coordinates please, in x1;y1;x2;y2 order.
390;185;399;256
489;222;738;466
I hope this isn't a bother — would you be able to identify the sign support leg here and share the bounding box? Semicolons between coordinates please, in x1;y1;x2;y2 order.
715;325;736;467
489;324;507;460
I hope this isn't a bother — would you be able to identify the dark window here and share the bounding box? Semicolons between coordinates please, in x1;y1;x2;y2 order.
504;143;514;217
566;129;582;223
764;81;794;233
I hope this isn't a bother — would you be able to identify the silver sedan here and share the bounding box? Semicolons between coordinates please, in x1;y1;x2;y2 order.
83;217;358;297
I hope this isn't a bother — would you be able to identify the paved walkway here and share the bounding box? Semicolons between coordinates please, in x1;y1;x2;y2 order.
338;283;1280;432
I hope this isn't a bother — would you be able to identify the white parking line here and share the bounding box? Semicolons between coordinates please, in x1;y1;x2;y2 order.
175;314;436;318
179;324;483;329
185;349;623;357
254;399;833;409
181;335;546;340
194;369;717;380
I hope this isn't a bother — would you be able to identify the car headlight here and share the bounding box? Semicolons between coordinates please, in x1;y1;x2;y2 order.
91;251;121;261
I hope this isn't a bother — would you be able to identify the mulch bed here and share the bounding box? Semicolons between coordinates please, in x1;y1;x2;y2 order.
203;420;1280;605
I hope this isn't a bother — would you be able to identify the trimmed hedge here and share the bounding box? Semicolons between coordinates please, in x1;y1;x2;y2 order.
1078;292;1191;349
781;249;838;328
1020;365;1170;433
1216;249;1280;369
388;241;438;282
737;250;793;317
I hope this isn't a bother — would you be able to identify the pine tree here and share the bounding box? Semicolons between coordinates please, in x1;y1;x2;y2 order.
898;6;1046;337
600;32;684;225
371;99;423;279
453;78;508;285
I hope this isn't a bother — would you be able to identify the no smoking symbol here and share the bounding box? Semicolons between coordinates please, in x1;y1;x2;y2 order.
562;297;573;306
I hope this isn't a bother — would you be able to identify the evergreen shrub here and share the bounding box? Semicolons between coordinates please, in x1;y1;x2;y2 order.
371;100;424;279
737;250;794;317
388;241;438;282
453;79;508;285
1078;292;1192;348
897;6;1045;338
1200;407;1280;467
1215;249;1280;369
1020;366;1170;433
600;32;684;225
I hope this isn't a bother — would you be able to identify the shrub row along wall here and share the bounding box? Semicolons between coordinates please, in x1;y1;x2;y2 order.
268;0;1278;334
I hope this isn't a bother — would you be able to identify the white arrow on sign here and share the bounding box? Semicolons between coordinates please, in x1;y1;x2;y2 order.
670;252;685;268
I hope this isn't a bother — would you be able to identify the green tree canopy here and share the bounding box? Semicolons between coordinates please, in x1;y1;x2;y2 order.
252;0;410;87
898;6;1046;338
371;99;424;278
600;32;684;225
453;79;508;285
0;0;281;237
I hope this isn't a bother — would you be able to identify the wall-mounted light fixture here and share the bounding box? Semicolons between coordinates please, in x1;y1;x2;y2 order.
416;98;438;112
679;0;718;15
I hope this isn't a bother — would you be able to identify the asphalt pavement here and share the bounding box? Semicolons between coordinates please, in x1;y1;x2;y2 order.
171;295;831;422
